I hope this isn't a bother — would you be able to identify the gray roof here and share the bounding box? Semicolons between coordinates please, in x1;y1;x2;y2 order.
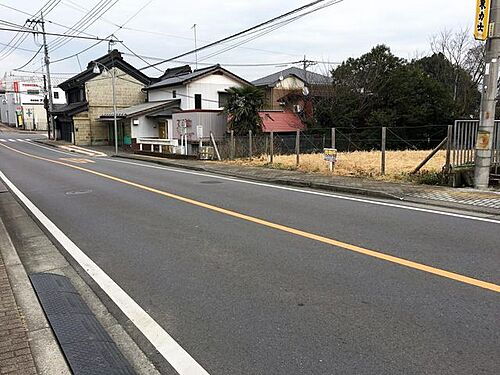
99;100;180;119
252;67;332;87
145;64;251;90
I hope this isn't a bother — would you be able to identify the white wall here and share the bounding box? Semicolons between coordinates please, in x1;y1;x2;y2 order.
147;72;244;111
147;85;187;107
275;76;305;90
131;115;159;139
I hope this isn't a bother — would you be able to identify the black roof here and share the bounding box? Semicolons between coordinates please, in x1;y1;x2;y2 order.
252;67;332;87
59;50;152;91
51;101;88;116
144;64;251;90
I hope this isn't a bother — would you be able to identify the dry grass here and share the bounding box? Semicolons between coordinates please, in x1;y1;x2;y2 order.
222;150;447;182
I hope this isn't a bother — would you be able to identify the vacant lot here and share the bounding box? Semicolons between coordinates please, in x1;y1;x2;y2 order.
223;150;447;182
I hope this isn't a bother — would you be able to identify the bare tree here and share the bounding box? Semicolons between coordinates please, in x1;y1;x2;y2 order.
430;27;485;97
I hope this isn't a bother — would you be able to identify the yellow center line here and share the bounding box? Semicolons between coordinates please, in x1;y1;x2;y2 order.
1;142;499;293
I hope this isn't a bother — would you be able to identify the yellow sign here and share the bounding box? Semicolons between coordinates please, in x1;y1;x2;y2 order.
324;148;337;163
475;0;491;40
476;131;491;150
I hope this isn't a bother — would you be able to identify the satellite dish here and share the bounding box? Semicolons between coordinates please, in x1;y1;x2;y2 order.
302;86;310;96
279;75;284;81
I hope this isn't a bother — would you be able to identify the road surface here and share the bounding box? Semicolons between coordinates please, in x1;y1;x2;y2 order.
0;131;499;374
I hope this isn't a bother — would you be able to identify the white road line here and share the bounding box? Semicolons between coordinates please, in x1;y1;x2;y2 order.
104;158;500;225
16;139;25;142
0;139;6;142
0;171;210;375
19;140;81;156
8;139;16;142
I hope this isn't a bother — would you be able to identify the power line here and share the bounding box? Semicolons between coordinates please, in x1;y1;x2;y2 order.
49;0;120;51
48;1;154;65
0;0;61;61
137;0;344;72
0;3;99;38
0;27;121;41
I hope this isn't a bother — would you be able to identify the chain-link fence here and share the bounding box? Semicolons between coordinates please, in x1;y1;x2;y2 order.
208;125;451;177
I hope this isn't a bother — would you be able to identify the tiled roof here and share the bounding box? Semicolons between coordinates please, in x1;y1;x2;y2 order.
259;111;305;133
252;67;331;87
145;65;251;90
99;100;180;119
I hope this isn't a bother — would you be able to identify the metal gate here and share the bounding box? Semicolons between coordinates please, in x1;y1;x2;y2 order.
451;120;500;169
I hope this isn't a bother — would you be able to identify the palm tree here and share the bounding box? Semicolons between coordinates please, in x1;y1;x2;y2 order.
223;86;264;135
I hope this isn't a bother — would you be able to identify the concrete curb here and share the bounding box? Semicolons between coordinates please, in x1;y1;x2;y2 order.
0;217;70;375
113;154;500;216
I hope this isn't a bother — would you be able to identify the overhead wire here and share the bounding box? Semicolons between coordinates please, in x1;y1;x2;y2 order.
0;0;61;61
49;0;119;51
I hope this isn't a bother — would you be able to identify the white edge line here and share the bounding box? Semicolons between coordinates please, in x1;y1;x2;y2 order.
0;170;210;375
103;158;500;225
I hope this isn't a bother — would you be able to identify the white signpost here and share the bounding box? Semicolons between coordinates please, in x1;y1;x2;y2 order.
324;148;337;172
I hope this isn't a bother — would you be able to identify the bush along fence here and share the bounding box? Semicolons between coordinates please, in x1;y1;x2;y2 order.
208;125;454;177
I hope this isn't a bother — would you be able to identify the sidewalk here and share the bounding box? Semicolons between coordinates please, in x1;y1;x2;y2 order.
0;250;37;375
35;140;500;215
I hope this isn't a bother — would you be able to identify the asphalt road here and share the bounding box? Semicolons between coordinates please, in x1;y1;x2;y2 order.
0;131;499;375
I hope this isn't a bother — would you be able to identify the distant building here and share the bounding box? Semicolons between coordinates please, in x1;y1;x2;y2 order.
252;67;332;115
0;73;65;130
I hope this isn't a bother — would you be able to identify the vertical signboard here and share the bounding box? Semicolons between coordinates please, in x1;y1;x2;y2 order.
475;0;492;40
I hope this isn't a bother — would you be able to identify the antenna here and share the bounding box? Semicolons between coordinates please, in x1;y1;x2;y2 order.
191;24;198;70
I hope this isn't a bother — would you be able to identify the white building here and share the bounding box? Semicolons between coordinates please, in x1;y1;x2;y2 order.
0;74;66;130
99;64;250;153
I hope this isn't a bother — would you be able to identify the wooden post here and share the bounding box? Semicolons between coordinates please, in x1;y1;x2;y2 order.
270;131;274;164
331;127;336;149
249;130;253;160
230;130;235;160
445;125;452;173
381;127;386;175
210;131;221;161
412;136;448;174
295;130;300;166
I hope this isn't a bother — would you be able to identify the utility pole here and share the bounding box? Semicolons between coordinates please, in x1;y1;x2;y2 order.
43;74;50;139
39;12;56;140
475;0;500;188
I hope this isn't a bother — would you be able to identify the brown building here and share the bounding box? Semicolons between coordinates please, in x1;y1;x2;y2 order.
53;50;152;146
252;67;332;113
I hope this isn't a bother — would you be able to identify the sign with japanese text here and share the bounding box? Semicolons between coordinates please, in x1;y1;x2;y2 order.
475;0;491;40
323;148;337;163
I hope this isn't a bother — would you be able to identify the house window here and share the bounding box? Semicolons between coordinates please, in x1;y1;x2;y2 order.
218;92;229;108
53;92;59;99
194;94;202;109
172;90;176;98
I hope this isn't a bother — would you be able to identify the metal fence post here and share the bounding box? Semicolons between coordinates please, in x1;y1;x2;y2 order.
445;125;453;173
331;127;336;149
381;127;386;175
249;130;253;160
270;131;274;164
295;130;300;166
230;130;234;160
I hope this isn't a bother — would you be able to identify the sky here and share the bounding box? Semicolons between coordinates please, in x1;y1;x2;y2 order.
0;0;476;82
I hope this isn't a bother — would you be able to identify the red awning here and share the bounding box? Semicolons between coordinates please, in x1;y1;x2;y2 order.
259;111;305;133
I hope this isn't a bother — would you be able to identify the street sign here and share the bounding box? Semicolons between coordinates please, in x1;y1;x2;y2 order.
324;148;337;163
475;0;491;40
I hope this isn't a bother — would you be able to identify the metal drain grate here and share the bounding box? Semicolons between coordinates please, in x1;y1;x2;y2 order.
30;273;135;375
